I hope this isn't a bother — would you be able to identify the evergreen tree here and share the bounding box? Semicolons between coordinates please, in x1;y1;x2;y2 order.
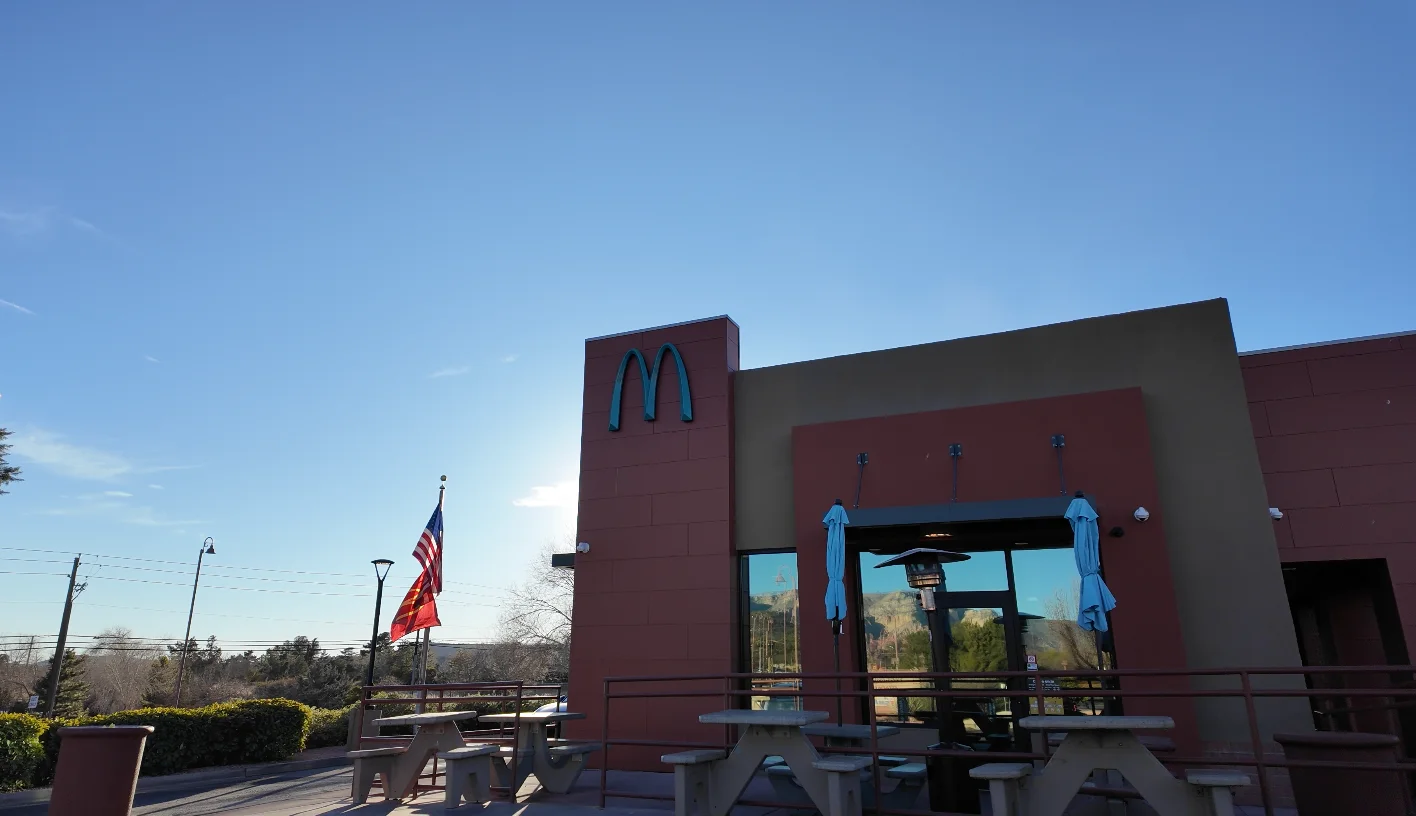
33;649;90;718
0;428;20;495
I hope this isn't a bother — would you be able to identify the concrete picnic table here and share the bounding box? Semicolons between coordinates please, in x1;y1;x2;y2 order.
764;721;925;810
800;722;902;748
664;709;840;816
1018;715;1191;816
478;711;594;794
370;710;479;799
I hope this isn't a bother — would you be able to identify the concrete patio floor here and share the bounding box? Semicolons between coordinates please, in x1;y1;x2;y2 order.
100;765;1292;816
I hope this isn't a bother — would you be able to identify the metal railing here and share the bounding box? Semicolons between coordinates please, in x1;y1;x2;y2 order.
600;666;1416;816
354;681;564;802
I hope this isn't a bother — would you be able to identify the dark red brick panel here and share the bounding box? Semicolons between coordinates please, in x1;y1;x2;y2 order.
1261;386;1416;436
647;588;732;625
653;395;730;435
687;520;729;555
688;623;733;661
1241;362;1312;401
614;457;730;497
581;431;690;470
1262;470;1339;509
573;558;615;594
1333;462;1416;506
1239;336;1406;369
1272;515;1295;549
641;318;733;351
577;592;652;626
689;426;729;459
611;555;733;592
579;495;653;531
579;468;618;501
1250;403;1271;438
581;524;690;561
652;488;731;525
1287;504;1416;548
1255;424;1416;473
576;624;691;661
1307;348;1416;395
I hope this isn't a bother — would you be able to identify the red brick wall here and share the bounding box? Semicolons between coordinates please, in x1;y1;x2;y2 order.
567;317;739;768
1243;333;1416;656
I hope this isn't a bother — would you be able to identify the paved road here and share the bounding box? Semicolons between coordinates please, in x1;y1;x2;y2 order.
3;767;362;816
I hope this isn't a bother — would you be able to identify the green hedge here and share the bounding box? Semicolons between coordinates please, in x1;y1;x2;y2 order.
10;699;313;790
0;715;46;792
305;706;352;749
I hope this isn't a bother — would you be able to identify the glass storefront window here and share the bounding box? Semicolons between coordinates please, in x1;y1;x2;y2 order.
741;552;801;710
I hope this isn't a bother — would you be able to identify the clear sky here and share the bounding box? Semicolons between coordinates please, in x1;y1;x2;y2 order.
2;3;1412;654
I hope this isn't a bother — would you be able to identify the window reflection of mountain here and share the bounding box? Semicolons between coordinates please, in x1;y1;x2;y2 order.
748;590;800;673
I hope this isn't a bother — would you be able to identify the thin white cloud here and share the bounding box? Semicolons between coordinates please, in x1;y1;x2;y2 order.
123;507;204;527
37;494;200;527
11;430;132;480
148;484;164;490
501;354;519;364
513;480;578;509
429;366;471;379
9;429;194;481
0;206;101;239
144;355;160;364
0;299;33;315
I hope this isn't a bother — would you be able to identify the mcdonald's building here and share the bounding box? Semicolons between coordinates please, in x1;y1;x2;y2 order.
562;299;1416;783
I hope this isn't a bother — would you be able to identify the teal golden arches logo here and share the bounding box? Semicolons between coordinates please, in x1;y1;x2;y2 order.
608;343;693;432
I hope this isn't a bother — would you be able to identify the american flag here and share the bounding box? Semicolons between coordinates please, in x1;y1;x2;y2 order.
413;501;443;594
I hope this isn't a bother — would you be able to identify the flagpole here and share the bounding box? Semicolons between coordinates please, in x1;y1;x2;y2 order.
427;476;445;685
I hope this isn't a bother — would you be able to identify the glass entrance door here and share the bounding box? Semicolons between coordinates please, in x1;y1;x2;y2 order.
933;591;1024;752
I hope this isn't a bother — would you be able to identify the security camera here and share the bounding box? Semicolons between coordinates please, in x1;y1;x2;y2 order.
1133;507;1150;523
1269;508;1283;520
576;541;591;554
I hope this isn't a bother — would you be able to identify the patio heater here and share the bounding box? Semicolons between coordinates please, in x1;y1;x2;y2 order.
875;548;974;814
874;548;971;684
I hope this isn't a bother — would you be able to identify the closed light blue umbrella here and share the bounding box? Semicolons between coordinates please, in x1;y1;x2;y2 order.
823;501;850;721
824;503;849;623
1066;496;1116;632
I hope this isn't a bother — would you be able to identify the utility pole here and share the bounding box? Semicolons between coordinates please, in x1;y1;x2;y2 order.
44;557;83;717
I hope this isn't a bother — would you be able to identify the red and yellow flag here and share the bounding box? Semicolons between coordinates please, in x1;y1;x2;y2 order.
389;570;441;643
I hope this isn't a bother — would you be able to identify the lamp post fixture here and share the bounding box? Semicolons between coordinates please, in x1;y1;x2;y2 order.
366;559;394;687
874;547;971;689
174;537;216;706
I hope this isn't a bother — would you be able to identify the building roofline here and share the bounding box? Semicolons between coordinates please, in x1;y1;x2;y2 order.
1240;328;1416;357
586;315;739;343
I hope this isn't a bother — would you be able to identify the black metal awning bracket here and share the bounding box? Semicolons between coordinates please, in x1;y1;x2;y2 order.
854;452;869;509
1051;434;1067;495
948;443;963;502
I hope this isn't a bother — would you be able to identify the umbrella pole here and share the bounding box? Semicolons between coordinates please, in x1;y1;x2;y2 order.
832;618;843;722
1092;630;1105;715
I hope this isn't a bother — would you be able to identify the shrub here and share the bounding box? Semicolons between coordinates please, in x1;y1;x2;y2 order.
0;714;45;792
28;698;313;788
305;706;352;749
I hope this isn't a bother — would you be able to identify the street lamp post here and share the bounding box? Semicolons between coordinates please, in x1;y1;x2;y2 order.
366;559;394;687
174;538;216;706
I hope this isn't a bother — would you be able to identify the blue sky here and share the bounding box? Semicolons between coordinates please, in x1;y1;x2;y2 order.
2;3;1412;652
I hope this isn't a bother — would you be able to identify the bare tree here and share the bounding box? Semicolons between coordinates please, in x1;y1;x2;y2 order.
497;542;574;683
1044;584;1104;670
86;627;161;714
0;637;45;710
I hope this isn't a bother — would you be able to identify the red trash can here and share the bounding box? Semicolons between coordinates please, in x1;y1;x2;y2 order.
49;725;154;816
1274;731;1413;816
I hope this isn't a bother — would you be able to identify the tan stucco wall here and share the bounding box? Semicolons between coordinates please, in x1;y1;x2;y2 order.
733;299;1309;740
